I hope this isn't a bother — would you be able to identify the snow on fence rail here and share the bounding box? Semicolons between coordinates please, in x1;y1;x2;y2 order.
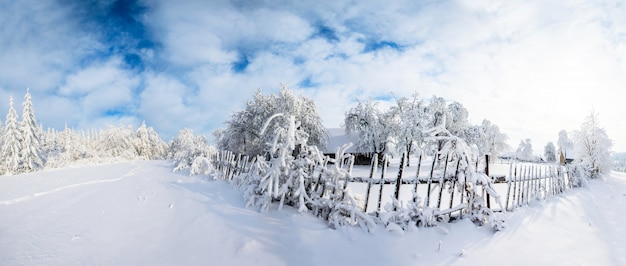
210;150;573;220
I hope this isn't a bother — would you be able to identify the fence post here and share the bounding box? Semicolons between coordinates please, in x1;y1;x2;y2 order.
363;153;378;213
414;153;422;195
511;164;518;210
450;159;461;219
524;166;532;205
516;165;523;207
505;161;513;211
341;155;354;201
377;154;387;212
425;155;437;208
485;154;491;209
394;153;406;207
437;155;449;209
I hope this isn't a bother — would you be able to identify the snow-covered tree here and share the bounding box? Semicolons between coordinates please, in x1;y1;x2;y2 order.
345;99;394;160
557;129;573;160
99;125;137;159
515;139;533;161
389;93;429;165
219;86;327;157
169;129;214;173
19;89;43;172
466;119;509;160
445;101;470;140
1;96;22;175
573;110;612;179
427;96;447;128
134;121;167;160
544;142;557;163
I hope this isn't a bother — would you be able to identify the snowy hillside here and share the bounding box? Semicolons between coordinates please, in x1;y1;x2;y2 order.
1;161;625;265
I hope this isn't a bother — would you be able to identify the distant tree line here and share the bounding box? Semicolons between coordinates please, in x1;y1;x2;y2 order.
0;90;168;175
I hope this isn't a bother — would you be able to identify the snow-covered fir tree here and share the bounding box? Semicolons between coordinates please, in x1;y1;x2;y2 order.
19;89;43;172
1;96;23;175
573;110;612;179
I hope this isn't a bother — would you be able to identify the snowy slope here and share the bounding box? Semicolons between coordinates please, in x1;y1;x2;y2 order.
1;161;625;265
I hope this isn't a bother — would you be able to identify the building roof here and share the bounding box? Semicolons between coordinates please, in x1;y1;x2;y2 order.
324;128;360;154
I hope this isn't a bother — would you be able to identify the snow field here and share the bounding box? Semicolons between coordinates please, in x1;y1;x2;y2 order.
1;161;625;265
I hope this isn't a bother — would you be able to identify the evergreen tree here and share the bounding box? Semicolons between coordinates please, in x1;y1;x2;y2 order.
1;96;23;174
20;89;43;172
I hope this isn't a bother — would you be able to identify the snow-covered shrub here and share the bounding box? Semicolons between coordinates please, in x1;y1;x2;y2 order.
190;156;213;176
232;114;376;231
234;114;321;212
426;117;505;231
378;194;437;231
169;129;215;173
445;138;505;231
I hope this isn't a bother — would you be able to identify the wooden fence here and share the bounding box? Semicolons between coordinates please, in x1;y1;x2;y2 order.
503;163;572;211
210;150;572;221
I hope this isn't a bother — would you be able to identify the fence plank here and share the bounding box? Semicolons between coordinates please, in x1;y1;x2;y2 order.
414;154;422;197
436;155;449;209
425;156;437;208
377;155;387;212
394;154;406;202
363;153;378;213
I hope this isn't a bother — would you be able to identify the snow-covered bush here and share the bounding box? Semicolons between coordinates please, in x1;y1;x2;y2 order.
169;129;215;173
443;137;505;231
232;114;376;231
190;156;213;176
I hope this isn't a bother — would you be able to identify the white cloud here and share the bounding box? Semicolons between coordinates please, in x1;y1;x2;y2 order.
2;0;626;152
59;58;139;118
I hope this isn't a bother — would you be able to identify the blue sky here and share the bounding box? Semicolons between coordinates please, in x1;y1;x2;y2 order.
1;0;626;152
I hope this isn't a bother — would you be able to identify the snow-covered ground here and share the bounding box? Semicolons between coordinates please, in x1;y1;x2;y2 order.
1;160;625;265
